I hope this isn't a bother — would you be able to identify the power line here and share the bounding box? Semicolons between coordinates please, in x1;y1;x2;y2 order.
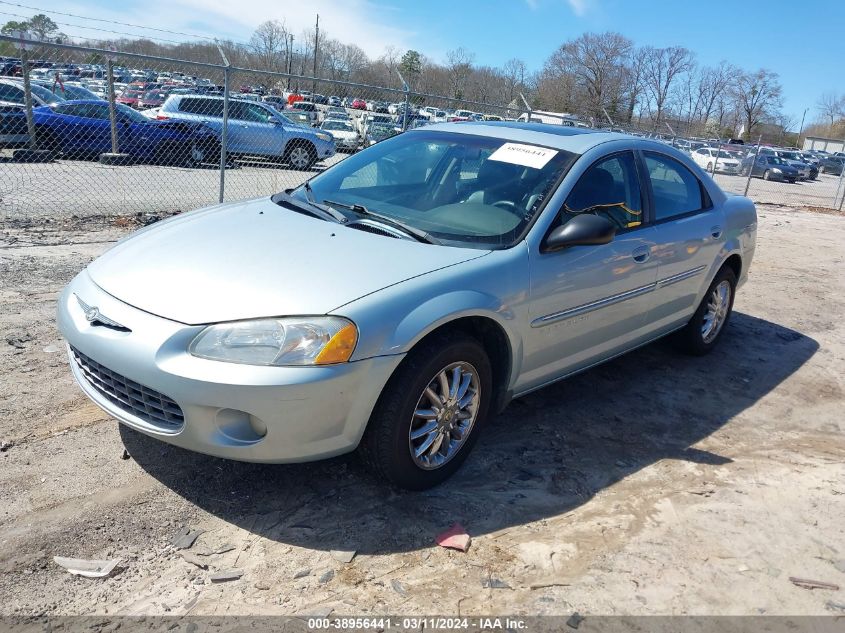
0;0;217;41
0;9;188;45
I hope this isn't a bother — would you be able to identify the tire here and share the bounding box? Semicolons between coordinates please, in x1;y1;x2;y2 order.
359;331;492;490
706;162;713;171
33;127;60;157
763;170;771;180
284;141;317;170
674;267;737;356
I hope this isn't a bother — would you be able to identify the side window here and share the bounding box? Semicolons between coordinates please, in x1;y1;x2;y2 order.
562;152;643;230
643;152;706;221
56;104;85;117
243;103;274;123
0;83;24;104
81;104;110;120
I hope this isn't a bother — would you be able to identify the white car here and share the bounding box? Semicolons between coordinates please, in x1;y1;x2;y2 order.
419;106;448;123
691;148;741;174
320;119;359;152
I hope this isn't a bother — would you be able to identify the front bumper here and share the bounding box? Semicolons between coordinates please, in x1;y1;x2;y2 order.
58;271;403;463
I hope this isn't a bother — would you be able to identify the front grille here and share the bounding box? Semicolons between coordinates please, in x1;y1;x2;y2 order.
70;346;184;430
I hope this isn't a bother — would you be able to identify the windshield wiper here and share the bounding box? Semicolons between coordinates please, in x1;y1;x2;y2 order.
322;199;440;245
271;189;347;224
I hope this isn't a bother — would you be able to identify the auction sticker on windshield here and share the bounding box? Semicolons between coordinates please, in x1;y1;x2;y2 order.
488;142;558;169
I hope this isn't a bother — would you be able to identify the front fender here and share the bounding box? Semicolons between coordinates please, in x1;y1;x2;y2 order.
338;246;530;390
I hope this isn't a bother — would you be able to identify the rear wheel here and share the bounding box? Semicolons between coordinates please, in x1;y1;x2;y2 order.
359;331;492;490
674;267;736;356
33;127;60;156
284;142;317;170
763;169;771;180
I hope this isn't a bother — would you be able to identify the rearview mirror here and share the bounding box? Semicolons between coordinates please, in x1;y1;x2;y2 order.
543;213;616;252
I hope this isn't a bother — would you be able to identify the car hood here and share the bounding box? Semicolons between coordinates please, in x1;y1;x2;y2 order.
87;197;488;325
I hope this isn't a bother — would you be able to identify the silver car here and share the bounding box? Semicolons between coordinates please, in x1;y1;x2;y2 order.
58;122;757;490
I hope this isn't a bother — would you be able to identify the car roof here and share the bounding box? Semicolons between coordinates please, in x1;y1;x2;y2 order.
421;120;627;154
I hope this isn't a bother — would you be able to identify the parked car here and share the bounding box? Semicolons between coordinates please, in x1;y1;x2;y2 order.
321;106;348;121
287;100;318;125
739;154;799;182
261;95;288;109
320;119;359;152
0;78;64;107
328;96;342;107
690;147;742;174
358;113;395;138
773;150;815;180
137;90;169;110
159;94;335;169
818;155;844;176
0;103;28;148
365;121;399;145
57;123;756;489
32;100;220;165
35;81;102;101
351;98;367;110
116;87;145;108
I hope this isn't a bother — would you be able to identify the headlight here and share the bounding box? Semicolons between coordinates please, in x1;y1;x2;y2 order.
772;168;782;173
189;317;358;366
315;132;332;142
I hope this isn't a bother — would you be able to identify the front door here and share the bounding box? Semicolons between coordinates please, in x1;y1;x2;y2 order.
520;151;659;393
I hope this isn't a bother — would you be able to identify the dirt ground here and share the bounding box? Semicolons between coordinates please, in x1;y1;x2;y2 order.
0;204;844;618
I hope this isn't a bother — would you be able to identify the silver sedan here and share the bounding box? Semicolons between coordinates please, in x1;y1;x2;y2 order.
58;122;757;489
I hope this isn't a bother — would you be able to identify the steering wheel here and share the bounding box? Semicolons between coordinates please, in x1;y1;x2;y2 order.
492;200;520;214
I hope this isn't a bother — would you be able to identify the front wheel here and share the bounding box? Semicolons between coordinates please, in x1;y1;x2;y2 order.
763;170;771;180
674;267;736;356
359;332;492;490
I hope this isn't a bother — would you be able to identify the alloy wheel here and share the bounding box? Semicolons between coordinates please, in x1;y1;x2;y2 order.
289;146;310;169
701;280;731;344
409;362;480;470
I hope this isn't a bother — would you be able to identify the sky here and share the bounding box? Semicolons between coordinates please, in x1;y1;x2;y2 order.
4;0;843;128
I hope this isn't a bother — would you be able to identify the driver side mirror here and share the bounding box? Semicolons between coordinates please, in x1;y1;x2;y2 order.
543;213;616;252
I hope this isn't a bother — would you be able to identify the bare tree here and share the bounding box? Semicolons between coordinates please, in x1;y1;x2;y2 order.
622;47;649;123
732;68;783;140
816;92;845;134
446;47;475;99
502;58;527;104
642;45;694;127
249;20;288;70
544;32;632;119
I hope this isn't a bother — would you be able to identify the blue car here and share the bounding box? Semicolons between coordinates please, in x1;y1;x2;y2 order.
32;100;221;166
159;94;335;169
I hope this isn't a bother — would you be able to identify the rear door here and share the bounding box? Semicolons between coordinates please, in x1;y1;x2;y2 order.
640;150;725;332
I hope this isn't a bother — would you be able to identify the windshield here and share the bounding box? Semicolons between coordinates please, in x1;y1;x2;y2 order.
779;152;799;160
294;130;577;249
766;156;785;165
29;82;64;104
144;91;166;100
114;103;147;122
322;121;353;131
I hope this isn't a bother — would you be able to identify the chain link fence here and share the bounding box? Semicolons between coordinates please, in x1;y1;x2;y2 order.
2;36;844;224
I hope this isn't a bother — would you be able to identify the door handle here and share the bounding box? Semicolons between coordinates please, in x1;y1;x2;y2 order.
631;245;650;263
710;226;723;239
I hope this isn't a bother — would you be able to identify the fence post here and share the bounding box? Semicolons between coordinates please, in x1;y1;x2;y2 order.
219;66;230;203
743;136;763;197
106;59;119;155
19;47;36;150
836;162;845;211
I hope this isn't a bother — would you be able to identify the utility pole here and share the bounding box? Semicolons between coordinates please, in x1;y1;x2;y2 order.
797;107;809;148
286;34;294;90
312;14;319;94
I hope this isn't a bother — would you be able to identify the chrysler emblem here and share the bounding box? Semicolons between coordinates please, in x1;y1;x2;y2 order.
85;306;100;322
